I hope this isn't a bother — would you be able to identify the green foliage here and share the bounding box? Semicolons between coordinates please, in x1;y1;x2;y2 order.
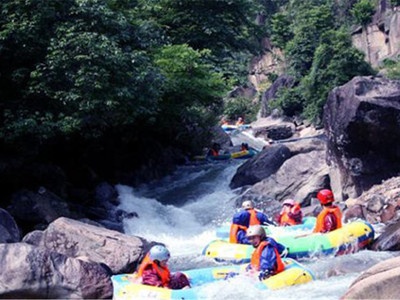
270;12;293;49
223;97;259;122
383;58;400;80
275;28;375;122
154;44;227;148
271;87;304;117
285;4;334;77
390;0;400;6
350;0;376;26
0;0;257;155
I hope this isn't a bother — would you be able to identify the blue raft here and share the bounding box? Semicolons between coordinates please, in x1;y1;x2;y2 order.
112;258;314;300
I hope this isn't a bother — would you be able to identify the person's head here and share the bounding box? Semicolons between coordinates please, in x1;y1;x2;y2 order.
238;117;243;121
317;189;334;206
241;200;254;210
282;199;295;207
246;225;266;248
149;245;170;267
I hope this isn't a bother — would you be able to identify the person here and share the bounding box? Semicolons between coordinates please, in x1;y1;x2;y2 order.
278;199;303;226
236;117;245;126
313;189;343;233
220;117;229;126
206;143;221;157
229;200;274;244
241;143;249;151
137;245;190;289
246;225;286;280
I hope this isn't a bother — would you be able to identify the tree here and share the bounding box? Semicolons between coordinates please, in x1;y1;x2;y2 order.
270;12;293;49
285;4;334;77
350;0;376;26
301;28;375;121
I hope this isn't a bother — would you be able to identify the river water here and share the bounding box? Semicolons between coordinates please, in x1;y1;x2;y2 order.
117;159;397;299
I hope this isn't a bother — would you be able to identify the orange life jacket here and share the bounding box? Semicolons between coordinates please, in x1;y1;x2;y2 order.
279;203;302;226
229;209;261;243
250;240;285;274
313;205;343;233
137;254;171;287
210;149;218;156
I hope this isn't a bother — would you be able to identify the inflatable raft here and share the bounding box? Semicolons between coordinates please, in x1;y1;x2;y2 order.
194;149;257;161
204;221;374;263
112;258;314;300
221;124;251;132
216;217;316;240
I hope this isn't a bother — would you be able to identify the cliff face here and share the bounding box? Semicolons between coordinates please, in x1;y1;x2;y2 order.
248;38;285;90
352;4;400;67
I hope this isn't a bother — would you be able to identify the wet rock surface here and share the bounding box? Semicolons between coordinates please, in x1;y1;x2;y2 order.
324;76;400;202
0;243;113;299
230;145;291;189
23;217;148;274
0;208;20;243
343;256;400;299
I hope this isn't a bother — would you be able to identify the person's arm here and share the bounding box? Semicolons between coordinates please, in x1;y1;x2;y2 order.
323;213;337;233
259;245;277;275
141;268;163;287
237;229;251;245
259;212;275;226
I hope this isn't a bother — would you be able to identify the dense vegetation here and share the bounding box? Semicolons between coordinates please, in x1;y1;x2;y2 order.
267;0;376;122
0;0;264;194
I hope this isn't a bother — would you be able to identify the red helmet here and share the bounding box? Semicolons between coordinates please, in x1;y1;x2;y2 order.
317;189;334;205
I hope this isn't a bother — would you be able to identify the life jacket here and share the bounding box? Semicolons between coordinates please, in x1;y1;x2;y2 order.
236;121;245;126
279;204;302;226
229;209;260;243
250;240;285;274
314;205;343;233
249;209;261;226
137;253;171;287
210;149;218;156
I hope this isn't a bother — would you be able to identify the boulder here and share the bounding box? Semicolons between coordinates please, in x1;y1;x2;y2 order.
371;221;400;251
95;182;119;207
253;123;295;140
7;189;75;232
211;125;233;149
324;76;400;202
0;208;20;243
260;75;296;117
342;256;400;299
343;176;400;224
0;243;112;299
230;145;291;189
238;149;330;210
25;217;147;274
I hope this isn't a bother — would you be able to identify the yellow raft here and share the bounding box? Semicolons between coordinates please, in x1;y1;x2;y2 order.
111;258;314;300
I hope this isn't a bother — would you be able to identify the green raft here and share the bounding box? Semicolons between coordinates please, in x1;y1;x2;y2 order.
203;221;375;263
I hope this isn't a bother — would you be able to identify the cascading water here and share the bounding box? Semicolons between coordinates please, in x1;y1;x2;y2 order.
117;158;397;299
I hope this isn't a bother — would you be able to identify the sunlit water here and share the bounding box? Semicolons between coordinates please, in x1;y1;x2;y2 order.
117;159;398;299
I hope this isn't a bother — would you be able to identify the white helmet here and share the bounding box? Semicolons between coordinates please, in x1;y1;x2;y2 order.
246;225;266;239
149;245;170;262
242;200;254;210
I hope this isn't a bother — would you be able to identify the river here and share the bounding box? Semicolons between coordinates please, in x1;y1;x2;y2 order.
117;158;397;299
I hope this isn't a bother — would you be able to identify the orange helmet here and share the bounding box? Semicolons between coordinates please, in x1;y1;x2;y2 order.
317;189;334;205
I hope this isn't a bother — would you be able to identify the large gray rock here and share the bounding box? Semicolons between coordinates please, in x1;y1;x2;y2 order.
7;189;74;231
211;125;232;149
230;145;291;189
25;217;147;274
253;123;295;140
342;256;400;299
371;221;400;251
324;76;400;202
0;208;20;243
238;149;330;210
0;243;112;299
343;176;400;224
260;75;296;117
